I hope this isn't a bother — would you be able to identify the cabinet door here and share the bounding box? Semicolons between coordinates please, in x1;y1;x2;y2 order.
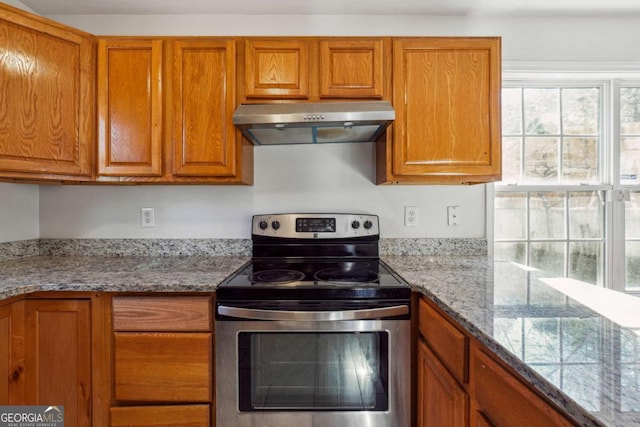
98;39;163;177
470;345;575;427
0;302;25;405
171;39;237;177
110;405;210;427
389;38;501;184
0;5;94;180
24;299;92;427
319;39;386;99
417;339;468;427
114;332;211;402
244;39;309;99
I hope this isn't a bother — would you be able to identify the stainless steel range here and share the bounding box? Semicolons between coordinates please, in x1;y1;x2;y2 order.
215;213;411;427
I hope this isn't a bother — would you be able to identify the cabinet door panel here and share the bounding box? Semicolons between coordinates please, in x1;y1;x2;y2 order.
389;38;501;183
114;332;211;402
319;39;385;99
24;299;91;427
98;39;163;176
245;40;309;99
172;40;236;177
110;405;210;427
0;8;93;178
417;338;468;427
112;296;211;332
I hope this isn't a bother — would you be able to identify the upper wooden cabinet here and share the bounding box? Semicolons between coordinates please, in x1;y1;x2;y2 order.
97;39;163;177
0;3;94;182
378;37;501;184
240;38;390;102
97;37;252;184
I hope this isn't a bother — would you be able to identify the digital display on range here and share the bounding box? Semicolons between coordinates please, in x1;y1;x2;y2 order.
296;217;336;233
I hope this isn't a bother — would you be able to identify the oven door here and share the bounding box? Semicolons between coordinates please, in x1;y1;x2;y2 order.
215;305;410;427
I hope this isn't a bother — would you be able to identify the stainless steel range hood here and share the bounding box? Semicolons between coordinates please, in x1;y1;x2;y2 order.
232;101;394;146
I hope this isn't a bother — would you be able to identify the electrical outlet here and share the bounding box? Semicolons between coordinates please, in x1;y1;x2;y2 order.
447;206;459;226
141;208;155;228
404;206;418;226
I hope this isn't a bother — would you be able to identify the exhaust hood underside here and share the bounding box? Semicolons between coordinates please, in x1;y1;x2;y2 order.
232;101;395;146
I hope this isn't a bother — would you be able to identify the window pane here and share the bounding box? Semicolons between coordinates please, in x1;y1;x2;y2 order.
561;88;600;135
569;242;603;285
524;88;560;135
569;191;604;239
621;87;640;135
621;137;640;184
625;192;640;238
495;192;527;239
530;242;565;276
524;318;560;363
530;192;565;239
494;242;527;264
502;137;522;182
563;137;598;183
502;88;523;135
625;242;640;290
524;137;559;182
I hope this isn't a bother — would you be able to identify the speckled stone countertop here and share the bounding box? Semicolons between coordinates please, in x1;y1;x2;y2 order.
0;255;249;300
383;255;640;427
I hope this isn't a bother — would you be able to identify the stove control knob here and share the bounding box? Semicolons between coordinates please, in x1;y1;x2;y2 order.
363;220;373;229
259;220;268;230
351;220;360;229
271;220;281;230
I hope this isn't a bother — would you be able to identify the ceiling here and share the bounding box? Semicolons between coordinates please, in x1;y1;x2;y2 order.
20;0;640;16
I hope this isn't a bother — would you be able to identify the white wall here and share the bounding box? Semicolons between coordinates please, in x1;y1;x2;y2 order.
0;183;39;242
32;12;640;239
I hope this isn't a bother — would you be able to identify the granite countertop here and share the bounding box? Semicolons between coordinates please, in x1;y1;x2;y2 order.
382;255;640;427
0;251;638;427
0;255;250;300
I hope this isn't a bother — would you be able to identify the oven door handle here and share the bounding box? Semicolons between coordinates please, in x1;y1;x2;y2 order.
217;304;409;321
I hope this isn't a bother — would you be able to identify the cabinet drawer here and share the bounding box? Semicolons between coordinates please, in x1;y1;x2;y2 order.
114;332;211;402
470;345;575;427
110;405;210;426
112;296;211;331
418;297;468;384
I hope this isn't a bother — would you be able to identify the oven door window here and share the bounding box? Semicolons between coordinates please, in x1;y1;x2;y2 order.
237;332;389;411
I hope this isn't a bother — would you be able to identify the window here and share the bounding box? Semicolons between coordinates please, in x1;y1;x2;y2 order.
494;73;640;294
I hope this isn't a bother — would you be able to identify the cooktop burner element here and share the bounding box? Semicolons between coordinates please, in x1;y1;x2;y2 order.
217;213;410;300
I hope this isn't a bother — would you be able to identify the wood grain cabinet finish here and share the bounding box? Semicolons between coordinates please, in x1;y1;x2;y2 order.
469;344;576;427
0;301;24;405
244;39;310;99
0;4;94;181
379;37;502;184
318;39;386;99
417;338;468;427
98;39;163;177
171;39;238;178
112;296;211;331
24;299;92;427
110;404;210;427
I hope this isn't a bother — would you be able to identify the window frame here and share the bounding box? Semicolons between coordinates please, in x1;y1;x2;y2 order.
491;63;640;295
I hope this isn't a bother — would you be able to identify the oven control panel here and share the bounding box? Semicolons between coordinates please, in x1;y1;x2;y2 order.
252;213;379;238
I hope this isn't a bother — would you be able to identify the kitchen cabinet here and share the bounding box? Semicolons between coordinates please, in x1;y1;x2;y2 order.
378;38;501;184
0;299;24;405
0;3;95;182
240;37;390;102
469;344;575;427
111;295;213;425
24;298;92;427
97;37;252;184
417;295;577;427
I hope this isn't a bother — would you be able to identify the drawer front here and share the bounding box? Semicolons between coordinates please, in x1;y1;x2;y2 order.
110;404;210;426
470;346;575;427
114;332;212;402
113;296;211;331
418;297;468;384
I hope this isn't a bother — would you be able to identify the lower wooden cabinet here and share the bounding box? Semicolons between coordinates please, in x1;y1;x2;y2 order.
417;338;468;427
469;345;575;427
110;405;210;427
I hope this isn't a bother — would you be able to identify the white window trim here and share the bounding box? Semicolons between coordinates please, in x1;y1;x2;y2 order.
489;62;640;294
